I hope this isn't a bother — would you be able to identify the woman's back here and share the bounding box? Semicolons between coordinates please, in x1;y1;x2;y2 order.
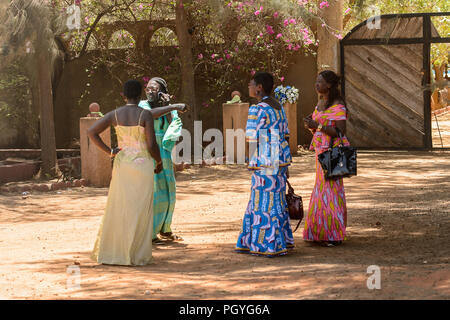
113;106;150;164
246;101;292;172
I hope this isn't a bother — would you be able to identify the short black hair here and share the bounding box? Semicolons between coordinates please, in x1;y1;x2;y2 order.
253;72;274;94
123;80;142;99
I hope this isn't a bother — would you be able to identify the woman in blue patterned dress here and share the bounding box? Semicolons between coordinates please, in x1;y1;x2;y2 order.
235;72;294;257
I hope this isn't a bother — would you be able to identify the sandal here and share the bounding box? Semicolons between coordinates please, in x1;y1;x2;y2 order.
320;241;342;247
152;238;164;244
160;233;183;242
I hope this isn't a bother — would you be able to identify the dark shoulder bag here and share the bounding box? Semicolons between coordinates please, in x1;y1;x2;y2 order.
317;127;357;180
286;179;304;232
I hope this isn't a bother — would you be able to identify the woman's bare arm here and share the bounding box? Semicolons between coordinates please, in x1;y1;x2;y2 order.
143;110;162;163
87;112;115;155
150;104;188;118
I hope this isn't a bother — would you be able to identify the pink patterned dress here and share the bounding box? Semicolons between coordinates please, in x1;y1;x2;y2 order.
303;104;350;242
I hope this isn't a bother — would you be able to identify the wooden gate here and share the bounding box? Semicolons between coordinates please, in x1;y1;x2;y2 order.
341;13;450;149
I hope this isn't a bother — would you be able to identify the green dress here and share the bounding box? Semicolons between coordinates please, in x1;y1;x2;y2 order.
139;100;182;239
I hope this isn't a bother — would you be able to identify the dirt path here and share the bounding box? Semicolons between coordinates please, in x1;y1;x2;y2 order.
432;110;450;148
0;151;449;300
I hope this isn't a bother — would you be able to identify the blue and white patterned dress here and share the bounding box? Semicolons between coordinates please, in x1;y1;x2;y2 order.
235;100;294;257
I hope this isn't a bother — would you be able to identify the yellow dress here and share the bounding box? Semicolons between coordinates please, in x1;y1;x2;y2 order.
92;112;155;266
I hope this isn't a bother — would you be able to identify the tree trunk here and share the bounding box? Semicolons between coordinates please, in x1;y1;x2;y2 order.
433;63;445;82
175;0;197;134
316;0;344;73
36;50;57;177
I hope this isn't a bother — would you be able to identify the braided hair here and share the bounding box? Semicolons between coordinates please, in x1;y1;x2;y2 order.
319;70;345;109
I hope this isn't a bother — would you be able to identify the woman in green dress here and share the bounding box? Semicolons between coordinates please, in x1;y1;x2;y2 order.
139;77;184;242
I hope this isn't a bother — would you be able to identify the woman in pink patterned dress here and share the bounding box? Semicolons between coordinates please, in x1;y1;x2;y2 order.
303;70;350;247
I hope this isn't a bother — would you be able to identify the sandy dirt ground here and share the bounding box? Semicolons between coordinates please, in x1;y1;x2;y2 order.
432;110;450;148
0;150;449;300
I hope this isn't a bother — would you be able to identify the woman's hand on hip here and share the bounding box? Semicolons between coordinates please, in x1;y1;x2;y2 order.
154;161;163;174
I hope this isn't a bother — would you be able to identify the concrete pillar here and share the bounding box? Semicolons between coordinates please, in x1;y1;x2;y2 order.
283;102;298;155
316;0;343;73
222;103;249;163
79;117;112;187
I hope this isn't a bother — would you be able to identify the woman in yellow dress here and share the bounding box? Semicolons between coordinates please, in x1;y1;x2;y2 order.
88;80;186;266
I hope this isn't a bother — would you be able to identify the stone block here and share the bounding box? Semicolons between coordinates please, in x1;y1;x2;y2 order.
80;117;112;187
283;102;298;155
222;103;249;164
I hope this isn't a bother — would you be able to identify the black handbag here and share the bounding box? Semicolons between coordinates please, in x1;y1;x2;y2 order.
286;179;304;232
317;128;357;180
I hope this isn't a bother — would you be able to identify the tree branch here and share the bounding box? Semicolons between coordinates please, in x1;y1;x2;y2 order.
75;5;114;59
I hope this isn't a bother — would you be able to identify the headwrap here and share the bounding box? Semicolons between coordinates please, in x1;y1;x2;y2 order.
150;77;168;94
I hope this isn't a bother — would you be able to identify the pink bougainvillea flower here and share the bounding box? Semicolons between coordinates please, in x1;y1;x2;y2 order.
226;54;231;59
334;33;343;40
320;1;329;9
266;25;274;35
287;44;293;50
283;19;289;27
276;33;283;39
247;40;253;46
297;0;308;6
274;11;279;18
211;53;216;59
235;47;239;52
280;77;285;82
254;10;260;16
345;8;351;14
139;4;143;10
251;70;256;76
289;19;297;25
198;53;203;59
75;0;81;5
142;76;150;82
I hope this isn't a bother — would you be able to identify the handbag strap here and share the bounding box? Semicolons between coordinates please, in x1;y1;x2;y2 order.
293;219;301;233
333;127;344;146
286;179;294;193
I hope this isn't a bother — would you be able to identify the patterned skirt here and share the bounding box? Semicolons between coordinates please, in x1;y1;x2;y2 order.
303;152;347;241
236;167;294;257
